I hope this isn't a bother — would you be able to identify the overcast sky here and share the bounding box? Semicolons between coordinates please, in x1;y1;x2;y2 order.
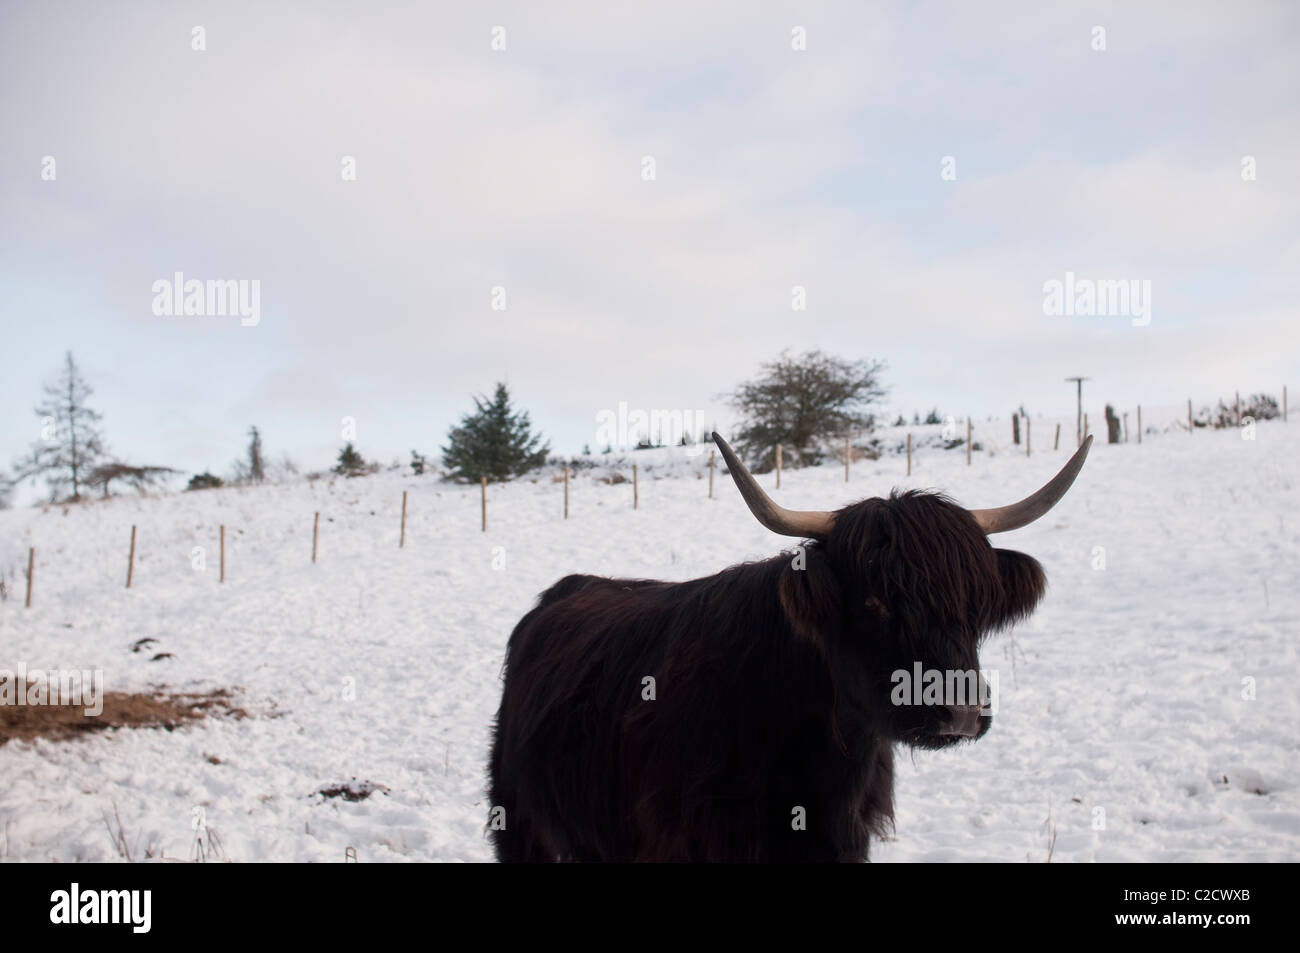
2;0;1297;493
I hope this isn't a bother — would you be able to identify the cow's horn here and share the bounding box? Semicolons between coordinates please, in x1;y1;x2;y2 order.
970;435;1092;534
712;432;834;539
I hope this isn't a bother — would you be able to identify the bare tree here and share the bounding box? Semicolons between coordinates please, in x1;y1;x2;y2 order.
12;352;106;501
725;350;887;469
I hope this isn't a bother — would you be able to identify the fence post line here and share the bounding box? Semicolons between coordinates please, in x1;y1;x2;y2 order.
563;466;569;519
481;477;487;531
1137;405;1142;443
25;547;34;609
126;525;136;589
220;524;226;583
775;444;782;489
1026;417;1031;457
709;449;715;498
906;433;912;476
312;512;319;563
966;418;972;466
633;464;638;510
1054;422;1060;450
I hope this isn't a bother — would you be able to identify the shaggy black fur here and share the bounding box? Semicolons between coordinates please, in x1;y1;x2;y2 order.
488;490;1047;862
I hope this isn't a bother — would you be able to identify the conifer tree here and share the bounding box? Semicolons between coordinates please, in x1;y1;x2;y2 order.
442;383;549;483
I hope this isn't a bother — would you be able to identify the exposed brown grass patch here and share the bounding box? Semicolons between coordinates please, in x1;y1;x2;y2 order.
0;687;246;746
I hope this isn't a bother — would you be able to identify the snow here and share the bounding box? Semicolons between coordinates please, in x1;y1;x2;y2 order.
1;412;1297;862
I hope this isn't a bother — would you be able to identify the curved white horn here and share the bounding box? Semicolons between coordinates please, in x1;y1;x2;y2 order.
970;435;1092;534
713;433;834;539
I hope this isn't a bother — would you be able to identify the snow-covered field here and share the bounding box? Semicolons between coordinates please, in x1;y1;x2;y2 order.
1;414;1297;862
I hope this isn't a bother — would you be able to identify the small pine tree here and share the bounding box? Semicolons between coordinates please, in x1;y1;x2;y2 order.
334;442;368;477
410;450;428;475
12;351;106;501
247;426;265;483
441;383;550;483
924;408;942;425
187;472;224;491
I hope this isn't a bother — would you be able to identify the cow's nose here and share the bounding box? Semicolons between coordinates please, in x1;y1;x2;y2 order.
940;705;986;737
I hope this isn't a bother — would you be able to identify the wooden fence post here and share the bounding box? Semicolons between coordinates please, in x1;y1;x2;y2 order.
906;433;912;476
1054;422;1060;450
966;418;972;466
633;464;638;510
709;449;715;498
1284;386;1288;422
1083;413;1089;440
1026;417;1031;456
25;547;34;609
563;467;569;519
775;444;782;489
1235;390;1241;426
220;525;226;583
1188;399;1193;433
400;491;408;547
312;512;319;563
844;436;850;483
1137;405;1142;443
481;477;487;531
126;525;136;589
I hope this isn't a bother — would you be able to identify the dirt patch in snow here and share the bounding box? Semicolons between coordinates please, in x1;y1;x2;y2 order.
0;687;246;746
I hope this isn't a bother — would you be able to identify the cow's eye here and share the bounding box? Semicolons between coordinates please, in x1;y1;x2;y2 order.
864;597;889;619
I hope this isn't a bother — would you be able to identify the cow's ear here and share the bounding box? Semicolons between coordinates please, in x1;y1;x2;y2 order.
994;548;1047;626
778;546;841;647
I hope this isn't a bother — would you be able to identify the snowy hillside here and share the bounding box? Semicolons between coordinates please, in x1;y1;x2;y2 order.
1;418;1297;862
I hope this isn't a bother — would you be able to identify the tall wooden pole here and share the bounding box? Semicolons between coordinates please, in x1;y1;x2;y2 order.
1084;413;1089;440
481;477;487;531
1065;377;1089;448
24;547;33;609
709;450;715;498
126;525;137;589
906;433;912;476
220;525;226;583
312;512;319;563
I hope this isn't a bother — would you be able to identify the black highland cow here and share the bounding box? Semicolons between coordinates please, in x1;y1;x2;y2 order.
489;432;1092;862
